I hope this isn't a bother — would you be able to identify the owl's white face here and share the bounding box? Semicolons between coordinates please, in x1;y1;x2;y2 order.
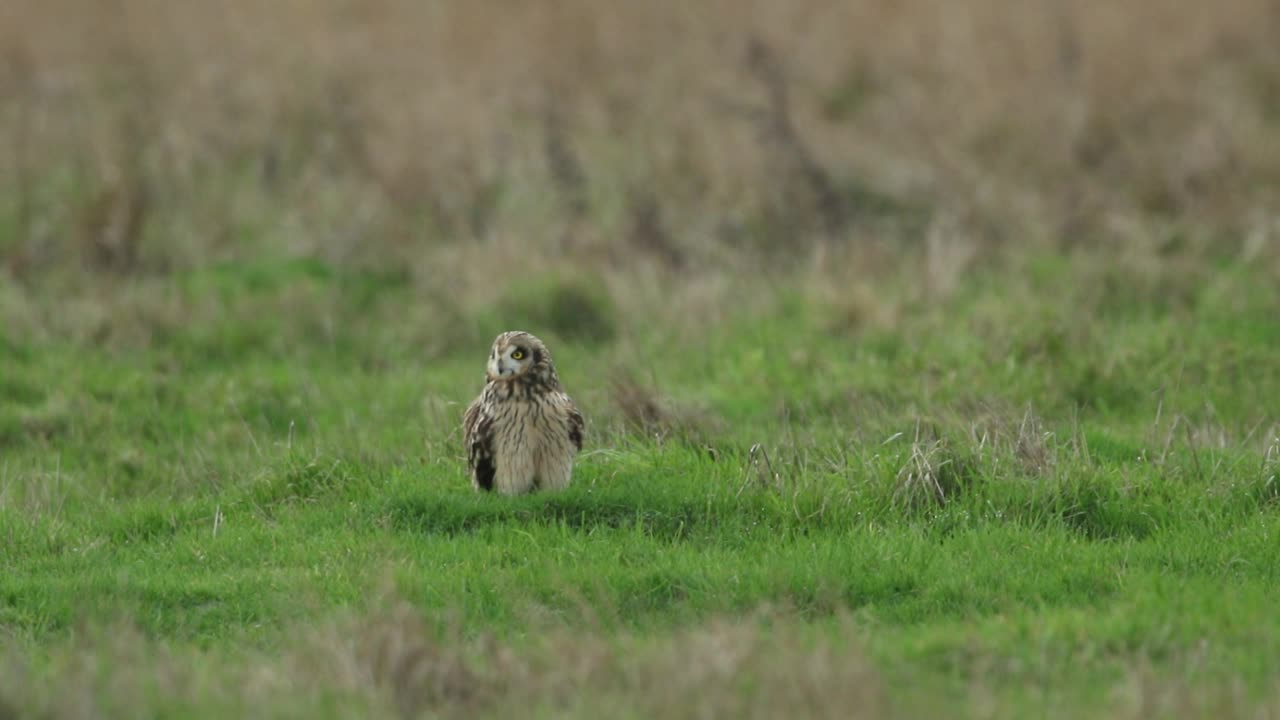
487;338;535;379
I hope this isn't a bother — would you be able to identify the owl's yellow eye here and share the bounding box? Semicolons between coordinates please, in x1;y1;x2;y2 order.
510;349;525;361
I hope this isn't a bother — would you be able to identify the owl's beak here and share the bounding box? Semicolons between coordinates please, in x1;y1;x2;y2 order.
489;357;516;379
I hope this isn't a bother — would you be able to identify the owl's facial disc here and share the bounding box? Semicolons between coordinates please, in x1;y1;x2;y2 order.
488;342;533;379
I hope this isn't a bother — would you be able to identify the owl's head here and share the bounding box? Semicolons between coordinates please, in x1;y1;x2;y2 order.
486;331;559;387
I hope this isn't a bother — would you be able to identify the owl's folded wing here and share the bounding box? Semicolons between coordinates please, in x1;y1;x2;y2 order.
566;400;585;452
463;398;496;491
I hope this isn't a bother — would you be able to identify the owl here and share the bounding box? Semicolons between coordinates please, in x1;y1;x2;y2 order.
462;331;585;494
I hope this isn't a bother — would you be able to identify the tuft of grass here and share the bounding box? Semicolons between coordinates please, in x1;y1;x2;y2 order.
1255;435;1280;507
892;426;977;510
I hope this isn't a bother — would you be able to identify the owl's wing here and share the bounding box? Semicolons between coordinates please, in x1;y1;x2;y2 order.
462;397;496;491
565;397;585;452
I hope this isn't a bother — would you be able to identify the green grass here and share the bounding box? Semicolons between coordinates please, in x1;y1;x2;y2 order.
3;256;1279;718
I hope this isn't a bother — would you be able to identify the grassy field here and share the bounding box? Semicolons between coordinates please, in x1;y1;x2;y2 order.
4;1;1280;718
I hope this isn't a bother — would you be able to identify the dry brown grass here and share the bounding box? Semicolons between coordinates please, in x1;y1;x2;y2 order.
6;599;1280;720
1;602;886;720
606;369;719;444
3;0;1279;300
892;421;976;507
961;402;1058;478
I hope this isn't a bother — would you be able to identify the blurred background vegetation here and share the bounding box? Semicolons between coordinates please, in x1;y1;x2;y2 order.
2;0;1278;357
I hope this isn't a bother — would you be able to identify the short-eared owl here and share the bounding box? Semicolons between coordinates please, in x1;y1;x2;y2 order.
462;331;584;494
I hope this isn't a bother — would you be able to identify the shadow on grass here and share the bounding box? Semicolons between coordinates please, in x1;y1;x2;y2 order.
1046;473;1166;541
382;484;759;541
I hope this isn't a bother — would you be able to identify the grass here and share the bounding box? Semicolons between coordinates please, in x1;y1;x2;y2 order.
4;259;1280;717
4;0;1280;717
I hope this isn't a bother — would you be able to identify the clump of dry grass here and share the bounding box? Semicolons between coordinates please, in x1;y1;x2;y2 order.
607;370;718;444
610;372;670;436
1113;659;1272;720
322;601;480;718
1011;409;1055;477
893;423;974;508
964;403;1059;478
1259;433;1280;505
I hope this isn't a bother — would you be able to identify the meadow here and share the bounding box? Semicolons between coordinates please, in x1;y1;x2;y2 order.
2;1;1280;717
